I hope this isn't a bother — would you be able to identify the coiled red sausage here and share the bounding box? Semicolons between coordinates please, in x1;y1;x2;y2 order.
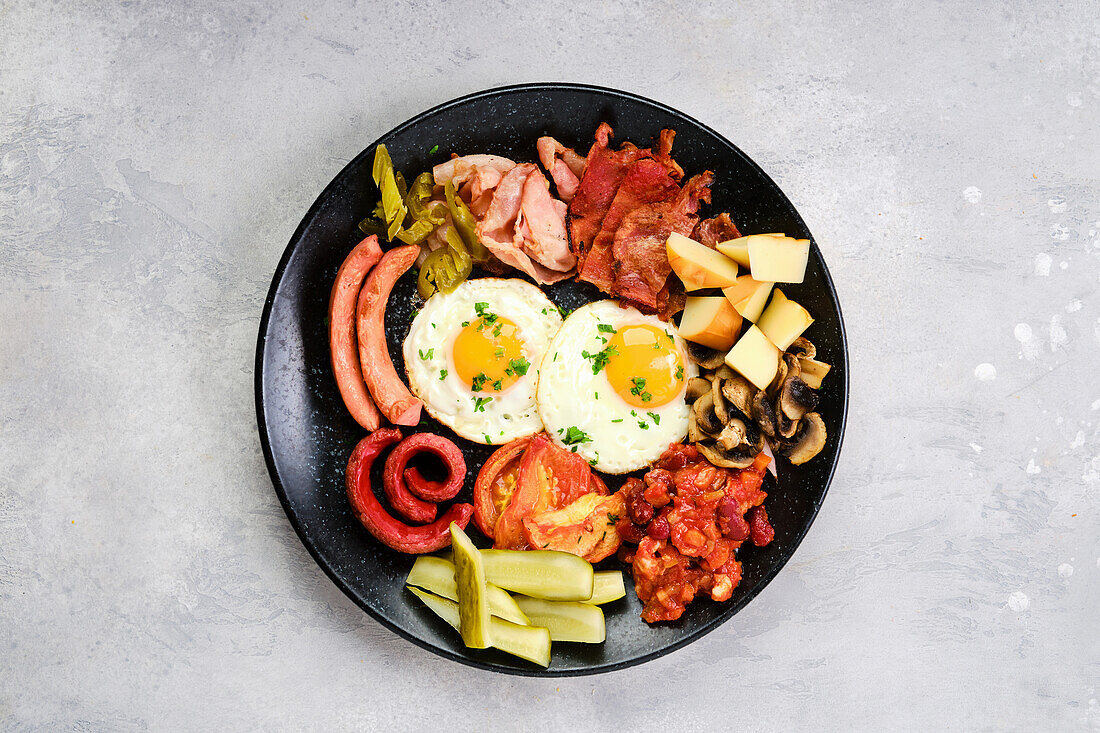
346;429;472;553
385;432;466;503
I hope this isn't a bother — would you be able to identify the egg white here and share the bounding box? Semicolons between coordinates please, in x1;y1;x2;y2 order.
536;300;697;473
404;278;561;445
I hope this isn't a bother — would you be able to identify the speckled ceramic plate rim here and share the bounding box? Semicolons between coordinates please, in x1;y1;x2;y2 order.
255;82;849;677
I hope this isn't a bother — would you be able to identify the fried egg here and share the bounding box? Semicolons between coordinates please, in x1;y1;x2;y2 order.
536;300;697;473
404;278;561;445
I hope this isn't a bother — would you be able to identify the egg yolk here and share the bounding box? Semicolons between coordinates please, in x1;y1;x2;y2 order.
452;315;526;393
604;324;684;408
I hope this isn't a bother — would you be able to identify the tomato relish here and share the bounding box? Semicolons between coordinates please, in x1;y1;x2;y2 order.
617;444;774;623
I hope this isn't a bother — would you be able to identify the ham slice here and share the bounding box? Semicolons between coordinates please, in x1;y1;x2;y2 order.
477;163;534;252
536;136;586;203
433;154;516;190
519;170;575;273
474;164;575;284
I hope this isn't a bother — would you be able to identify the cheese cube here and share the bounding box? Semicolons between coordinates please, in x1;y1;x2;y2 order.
747;235;810;284
679;296;743;350
724;325;780;390
666;232;740;290
799;358;831;389
716;233;785;268
756;289;813;350
716;239;750;267
722;276;773;322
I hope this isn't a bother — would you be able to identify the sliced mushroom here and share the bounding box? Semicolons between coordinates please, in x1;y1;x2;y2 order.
768;356;788;397
779;376;819;421
721;375;756;416
685;341;726;370
787;337;816;360
716;418;749;450
688;414;707;443
686;376;711;401
745;419;766;453
711;377;729;422
783;351;802;383
783;412;827;465
698;440;757;469
775;402;800;439
713;364;734;380
692;392;725;436
752;390;779;438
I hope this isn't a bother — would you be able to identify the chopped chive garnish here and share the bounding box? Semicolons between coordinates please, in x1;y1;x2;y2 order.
647;412;661;425
474;301;498;327
582;345;618;375
562;426;591;445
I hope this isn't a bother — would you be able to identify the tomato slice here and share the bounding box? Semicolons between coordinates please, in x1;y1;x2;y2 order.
522;492;626;563
472;437;531;540
494;434;596;550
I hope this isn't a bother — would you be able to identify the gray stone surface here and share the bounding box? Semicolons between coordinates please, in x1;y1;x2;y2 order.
1;1;1097;730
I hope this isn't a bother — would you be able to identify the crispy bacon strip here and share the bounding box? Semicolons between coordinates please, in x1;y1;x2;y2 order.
566;123;646;267
577;157;682;292
693;212;742;247
356;244;422;426
611;171;713;311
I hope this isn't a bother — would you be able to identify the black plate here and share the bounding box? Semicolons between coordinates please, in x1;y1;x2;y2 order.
256;83;848;676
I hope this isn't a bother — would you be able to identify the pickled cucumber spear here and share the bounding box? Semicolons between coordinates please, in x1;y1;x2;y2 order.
449;523;491;649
